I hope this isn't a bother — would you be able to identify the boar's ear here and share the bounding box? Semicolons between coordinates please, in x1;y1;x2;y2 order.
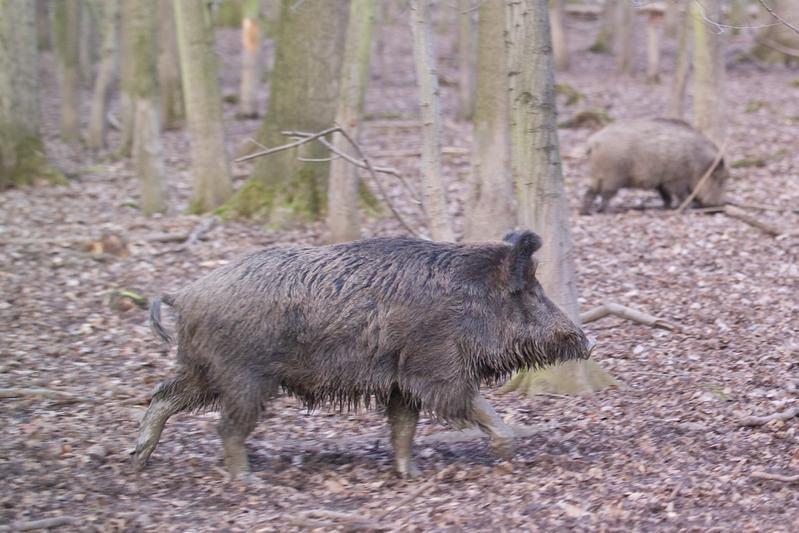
505;230;542;293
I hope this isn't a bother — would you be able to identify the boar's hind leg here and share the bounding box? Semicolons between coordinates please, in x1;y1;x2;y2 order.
217;381;264;478
387;388;420;478
471;394;515;460
580;186;599;215
134;374;210;469
656;185;673;208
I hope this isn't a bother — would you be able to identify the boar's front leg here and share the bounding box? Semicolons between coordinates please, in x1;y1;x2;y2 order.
387;388;420;478
471;394;515;460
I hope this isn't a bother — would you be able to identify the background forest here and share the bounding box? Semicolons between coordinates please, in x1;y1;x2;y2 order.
1;0;798;531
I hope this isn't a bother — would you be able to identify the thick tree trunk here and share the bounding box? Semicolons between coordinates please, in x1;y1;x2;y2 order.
463;0;515;242
327;0;375;243
550;0;569;71
53;0;81;145
174;0;233;213
456;0;475;121
88;0;119;151
127;0;167;214
503;0;616;395
691;0;725;144
409;0;454;242
226;0;348;224
668;6;691;119
615;0;634;75
0;0;64;189
237;0;261;119
158;0;184;130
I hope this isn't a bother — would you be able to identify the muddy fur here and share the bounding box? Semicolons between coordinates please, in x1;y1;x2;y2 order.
582;117;729;214
147;233;589;424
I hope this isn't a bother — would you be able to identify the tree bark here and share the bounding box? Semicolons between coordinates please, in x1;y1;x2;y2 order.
78;0;95;84
463;0;515;242
668;6;691;119
550;0;569;71
227;0;348;224
645;11;663;84
589;0;614;54
158;0;184;129
456;0;475;121
237;0;261;119
53;0;81;145
691;0;725;144
127;0;167;214
409;0;454;242
0;0;64;189
327;0;376;243
174;0;233;213
35;0;50;50
503;0;616;395
615;0;634;75
88;0;119;151
117;0;136;157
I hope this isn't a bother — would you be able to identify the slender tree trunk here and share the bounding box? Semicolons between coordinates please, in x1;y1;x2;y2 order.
645;12;663;83
88;0;119;151
117;0;136;157
409;0;454;242
174;0;233;213
691;0;725;144
158;0;184;130
664;0;680;38
227;0;348;224
237;0;261;119
327;0;376;243
589;0;614;53
0;0;64;189
464;0;515;242
668;6;691;119
53;0;81;145
503;0;616;395
456;0;475;121
550;0;569;70
615;0;634;75
78;0;94;84
36;0;50;50
127;0;167;214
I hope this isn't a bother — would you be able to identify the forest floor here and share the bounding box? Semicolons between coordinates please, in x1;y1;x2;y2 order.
2;9;799;533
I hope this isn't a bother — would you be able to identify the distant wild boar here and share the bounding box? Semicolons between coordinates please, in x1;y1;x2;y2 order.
134;232;591;479
581;118;728;214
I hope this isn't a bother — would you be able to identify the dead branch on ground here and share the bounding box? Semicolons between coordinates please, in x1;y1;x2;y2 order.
728;201;799;214
739;406;799;427
151;217;219;255
289;510;386;531
676;138;728;214
0;387;85;402
750;470;799;483
0;516;77;532
580;302;678;331
722;205;783;236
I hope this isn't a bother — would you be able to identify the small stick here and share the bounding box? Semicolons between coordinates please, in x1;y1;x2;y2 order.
0;387;82;401
722;205;782;237
0;516;77;532
676;138;728;214
234;127;340;163
756;0;799;35
750;470;799;483
728;201;799;214
580;302;678;331
739;406;798;427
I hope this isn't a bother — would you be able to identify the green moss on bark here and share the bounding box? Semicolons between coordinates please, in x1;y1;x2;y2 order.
1;136;66;189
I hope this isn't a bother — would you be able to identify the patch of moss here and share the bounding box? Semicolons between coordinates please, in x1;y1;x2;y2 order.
213;0;242;28
214;178;273;220
358;181;382;217
555;83;584;106
730;157;767;169
3;137;67;189
791;78;799;88
745;100;768;113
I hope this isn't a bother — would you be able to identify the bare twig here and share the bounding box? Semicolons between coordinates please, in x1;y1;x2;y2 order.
676;138;728;214
234;126;340;163
751;470;799;483
756;0;799;35
0;516;77;532
739;406;799;427
722;205;783;237
289;510;385;531
580;302;678;331
729;201;799;214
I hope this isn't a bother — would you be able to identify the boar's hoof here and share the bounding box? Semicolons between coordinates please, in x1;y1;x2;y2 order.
490;436;515;461
395;459;421;479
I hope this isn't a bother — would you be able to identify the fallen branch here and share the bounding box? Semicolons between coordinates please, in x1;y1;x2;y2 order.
739;406;799;427
676;138;728;214
0;516;77;532
750;470;799;483
729;201;799;214
580;302;678;331
722;205;782;237
150;217;219;255
289;510;386;531
0;387;83;402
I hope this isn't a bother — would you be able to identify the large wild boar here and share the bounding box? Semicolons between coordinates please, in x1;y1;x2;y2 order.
134;232;591;479
581;118;728;214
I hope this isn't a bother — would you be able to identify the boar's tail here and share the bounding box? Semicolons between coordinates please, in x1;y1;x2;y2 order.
150;294;176;345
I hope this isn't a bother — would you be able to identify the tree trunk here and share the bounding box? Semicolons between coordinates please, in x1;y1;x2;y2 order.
78;0;94;84
752;0;799;63
117;0;136;157
691;0;725;144
237;0;261;119
668;6;691;119
463;0;515;242
550;0;569;71
158;0;184;129
327;0;376;243
456;0;475;121
174;0;233;213
645;12;663;83
589;0;614;54
53;0;81;145
127;0;167;214
87;0;119;151
409;0;454;242
36;0;50;50
615;0;634;74
226;0;348;224
0;0;64;189
503;0;616;395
